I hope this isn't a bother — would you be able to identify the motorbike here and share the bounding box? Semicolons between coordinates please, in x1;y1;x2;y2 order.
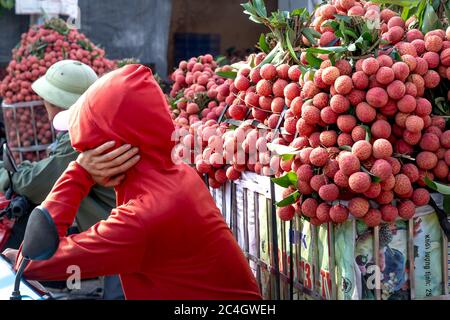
0;143;34;251
0;144;105;300
0;206;58;300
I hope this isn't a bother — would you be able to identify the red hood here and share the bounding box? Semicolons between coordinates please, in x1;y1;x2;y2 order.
68;64;175;170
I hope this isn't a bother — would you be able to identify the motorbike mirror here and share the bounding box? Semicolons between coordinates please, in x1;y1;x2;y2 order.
2;144;17;173
22;207;59;261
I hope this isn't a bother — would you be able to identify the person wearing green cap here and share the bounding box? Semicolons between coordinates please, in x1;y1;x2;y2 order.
0;60;126;299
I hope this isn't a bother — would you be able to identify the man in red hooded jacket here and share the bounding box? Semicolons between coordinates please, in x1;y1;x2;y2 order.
9;64;262;300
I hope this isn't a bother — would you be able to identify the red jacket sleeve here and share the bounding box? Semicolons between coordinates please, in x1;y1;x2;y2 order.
15;162;147;280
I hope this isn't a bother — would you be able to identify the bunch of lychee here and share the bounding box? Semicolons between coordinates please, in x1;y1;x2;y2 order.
277;5;450;226
169;55;233;126
0;19;116;105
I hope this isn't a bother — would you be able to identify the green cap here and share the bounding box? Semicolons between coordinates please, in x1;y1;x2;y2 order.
32;60;98;109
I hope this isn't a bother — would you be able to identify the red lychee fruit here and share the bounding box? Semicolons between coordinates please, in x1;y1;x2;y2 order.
302;105;321;125
419;133;441;152
364;208;382;227
412;188;430;207
234;75;250;91
405;115;424;133
386;80;406;100
321;66;340;85
371;159;392;181
377;54;394;68
394;174;413;196
423;51;439;69
362;57;380;75
334;170;349;188
316;203;331;223
319;184;340;202
310;147;329;167
330;94;350;114
313;92;329;109
256;79;273;96
363;182;382;199
320;31;337;47
355;102;376;123
330;204;349;224
371;120;392;139
401;163;419;183
376;66;395;85
302;81;320;99
433;160;449;180
398;200;416;220
381;174;396;191
301;198;318;218
425;35;443;52
226;166;241;181
373;139;393;159
284;83;301;100
278;205;296;221
415;98;432;116
271;97;285;113
352;71;369;90
260;64;277;80
352;126;367;142
381;204;398;222
352;140;372;161
272;79;288;97
366;87;389;108
416;151;438;170
349;172;371;193
423;70;441;89
334;75;353;95
337;115;357;133
321;107;338;124
337;133;354;147
285;64;301;81
310;174;328;192
297;164;314;182
320;130;338;147
349;197;370;218
376;190;394;205
397;95;416;113
229;104;247;120
388;26;404;44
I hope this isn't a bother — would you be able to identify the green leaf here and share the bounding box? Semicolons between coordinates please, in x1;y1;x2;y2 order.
276;191;301;208
253;0;267;17
259;34;270;54
291;7;309;18
282;154;295;161
424;177;450;195
305;52;323;69
370;0;420;6
360;125;372;142
267;143;300;156
306;46;348;54
421;3;441;34
444;195;450;215
241;2;257;15
0;0;14;9
343;29;358;39
301;28;319;46
216;71;237;79
401;6;411;20
390;49;402;61
339;145;352;152
286;28;300;63
272;171;298;188
333;14;352;23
